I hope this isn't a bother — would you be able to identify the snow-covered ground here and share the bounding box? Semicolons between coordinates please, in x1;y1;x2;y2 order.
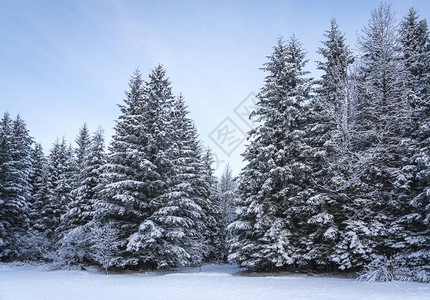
1;263;429;300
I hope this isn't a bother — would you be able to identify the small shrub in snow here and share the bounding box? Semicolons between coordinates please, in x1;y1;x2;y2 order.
88;222;121;275
413;269;429;283
357;255;429;282
16;232;54;262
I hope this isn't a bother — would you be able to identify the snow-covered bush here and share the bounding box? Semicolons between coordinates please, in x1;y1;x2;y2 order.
88;222;121;275
16;231;54;262
55;226;90;268
357;255;429;282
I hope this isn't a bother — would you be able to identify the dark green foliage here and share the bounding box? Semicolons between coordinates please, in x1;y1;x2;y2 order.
0;114;33;261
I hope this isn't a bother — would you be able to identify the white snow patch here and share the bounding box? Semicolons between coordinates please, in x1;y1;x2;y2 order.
0;263;429;300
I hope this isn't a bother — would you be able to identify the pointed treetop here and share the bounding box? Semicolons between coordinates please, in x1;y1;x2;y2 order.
75;123;90;145
360;2;397;48
148;64;172;97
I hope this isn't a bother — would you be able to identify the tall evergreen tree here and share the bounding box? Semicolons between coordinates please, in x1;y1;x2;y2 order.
0;114;33;260
351;3;409;267
29;143;50;233
400;8;430;101
100;66;182;268
0;112;14;260
218;163;237;262
316;18;355;156
123;66;174;268
399;8;430;270
199;149;222;262
97;70;151;267
58;126;98;233
57;127;106;265
303;18;356;271
164;95;207;266
74;123;91;172
229;36;312;270
128;93;206;268
23;143;52;261
47;138;74;243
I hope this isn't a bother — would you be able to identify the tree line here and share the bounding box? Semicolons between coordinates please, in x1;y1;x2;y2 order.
0;66;237;271
230;4;430;281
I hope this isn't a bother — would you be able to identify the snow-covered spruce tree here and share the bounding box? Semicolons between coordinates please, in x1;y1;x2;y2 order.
229;36;312;271
0;113;14;260
351;3;411;267
57;127;106;266
0;113;13;258
74;123;91;171
218;163;238;262
199;149;222;263
97;70;153;268
173;100;211;265
315;18;356;163
122;66;178;269
398;8;430;272
29;143;50;232
9;116;34;261
164;95;207;266
46;138;75;244
0;114;33;261
26;143;52;260
128;93;207;268
400;8;430;102
304;18;355;271
56;125;91;237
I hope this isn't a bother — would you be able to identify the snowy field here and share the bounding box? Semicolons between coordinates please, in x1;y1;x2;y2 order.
1;264;429;300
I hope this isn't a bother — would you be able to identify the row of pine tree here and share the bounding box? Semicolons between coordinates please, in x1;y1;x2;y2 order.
0;66;237;271
1;3;429;281
230;4;430;280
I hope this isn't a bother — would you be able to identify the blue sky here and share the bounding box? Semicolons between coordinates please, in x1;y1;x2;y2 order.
1;0;429;175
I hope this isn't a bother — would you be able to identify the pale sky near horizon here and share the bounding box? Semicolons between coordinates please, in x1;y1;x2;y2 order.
1;0;429;176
